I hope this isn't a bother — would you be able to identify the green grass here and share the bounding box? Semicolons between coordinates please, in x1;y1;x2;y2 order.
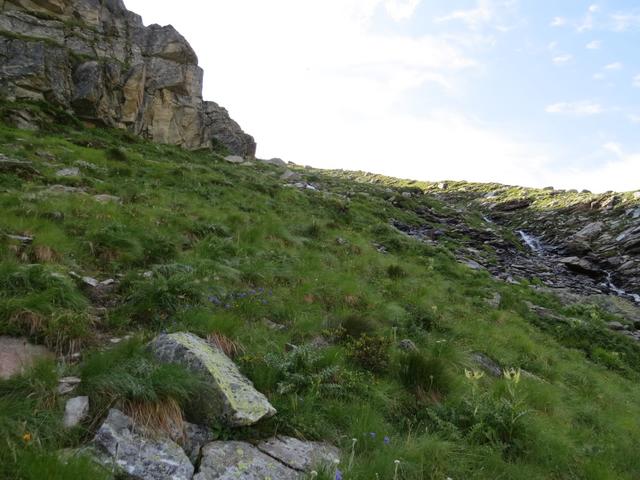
1;110;640;478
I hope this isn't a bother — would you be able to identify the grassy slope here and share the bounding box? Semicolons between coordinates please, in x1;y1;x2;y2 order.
1;115;640;479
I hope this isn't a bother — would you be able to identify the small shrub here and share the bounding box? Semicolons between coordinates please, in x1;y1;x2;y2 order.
346;334;392;373
387;264;407;279
341;314;377;338
105;146;128;162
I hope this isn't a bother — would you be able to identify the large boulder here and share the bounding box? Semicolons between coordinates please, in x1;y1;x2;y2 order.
92;409;194;480
0;0;255;156
194;441;299;480
149;332;276;426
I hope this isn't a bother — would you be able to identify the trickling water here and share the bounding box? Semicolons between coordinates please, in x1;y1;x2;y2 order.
482;215;494;224
604;273;640;304
517;230;544;253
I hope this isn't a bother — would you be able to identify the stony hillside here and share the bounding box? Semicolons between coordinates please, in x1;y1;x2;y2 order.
2;108;640;479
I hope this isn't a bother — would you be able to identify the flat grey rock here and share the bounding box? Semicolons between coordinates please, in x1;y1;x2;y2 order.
0;337;53;379
194;441;298;480
92;409;193;480
63;396;89;428
257;436;340;472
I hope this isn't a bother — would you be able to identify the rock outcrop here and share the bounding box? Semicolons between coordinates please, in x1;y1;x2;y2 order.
0;0;256;157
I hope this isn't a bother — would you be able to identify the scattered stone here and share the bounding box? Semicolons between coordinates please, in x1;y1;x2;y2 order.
281;169;302;181
257;436;341;472
5;234;33;244
398;339;418;352
634;192;640;200
224;155;245;164
93;194;121;204
182;422;215;464
494;198;533;212
58;376;82;395
150;332;276;426
63;396;89;429
486;292;502;308
309;336;330;350
93;409;193;480
607;321;627;331
82;276;99;287
559;256;602;277
471;352;502;377
462;259;484;270
194;441;298;480
262;318;286;331
46;184;86;194
401;192;412;198
0;156;40;176
262;157;287;167
0;337;53;379
437;182;448;190
56;167;80;177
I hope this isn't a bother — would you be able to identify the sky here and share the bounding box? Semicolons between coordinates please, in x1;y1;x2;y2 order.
124;0;640;192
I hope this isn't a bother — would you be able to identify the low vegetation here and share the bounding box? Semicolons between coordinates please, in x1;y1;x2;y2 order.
1;108;640;478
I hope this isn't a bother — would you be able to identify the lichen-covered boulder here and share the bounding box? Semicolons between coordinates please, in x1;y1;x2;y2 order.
149;332;276;426
92;409;194;480
257;436;341;472
194;441;299;480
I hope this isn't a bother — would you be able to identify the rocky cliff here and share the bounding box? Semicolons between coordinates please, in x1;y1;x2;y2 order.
0;0;256;157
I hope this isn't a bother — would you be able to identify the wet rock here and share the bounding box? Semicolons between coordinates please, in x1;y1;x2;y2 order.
93;409;193;480
0;337;53;379
559;257;602;277
257;436;341;472
63;396;89;428
194;441;298;480
149;332;276;426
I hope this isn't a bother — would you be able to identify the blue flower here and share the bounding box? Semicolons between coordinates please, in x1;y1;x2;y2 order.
384;436;390;445
335;469;343;480
369;432;376;439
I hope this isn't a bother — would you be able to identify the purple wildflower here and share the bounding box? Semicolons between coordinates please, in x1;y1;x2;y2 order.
335;469;343;480
384;436;390;445
369;432;376;439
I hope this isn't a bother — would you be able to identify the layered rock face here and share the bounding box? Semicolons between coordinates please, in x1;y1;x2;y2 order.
0;0;256;157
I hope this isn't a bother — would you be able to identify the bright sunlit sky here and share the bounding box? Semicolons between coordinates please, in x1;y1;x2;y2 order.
124;0;640;192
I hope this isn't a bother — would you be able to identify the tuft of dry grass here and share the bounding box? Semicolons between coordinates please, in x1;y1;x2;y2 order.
10;310;45;336
122;398;184;440
32;245;58;263
207;332;245;359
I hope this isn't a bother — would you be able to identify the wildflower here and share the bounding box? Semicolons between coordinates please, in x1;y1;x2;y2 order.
384;436;390;445
335;469;343;480
310;471;318;478
503;367;521;383
464;369;484;381
369;432;376;439
393;460;401;480
22;432;32;443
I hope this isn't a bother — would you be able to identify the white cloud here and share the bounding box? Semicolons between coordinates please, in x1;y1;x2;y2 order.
593;72;605;81
436;0;493;29
610;12;640;31
545;101;603;116
628;114;640;124
586;40;601;49
634;74;640;87
384;0;422;21
604;62;623;70
552;54;572;65
550;16;566;27
589;4;600;14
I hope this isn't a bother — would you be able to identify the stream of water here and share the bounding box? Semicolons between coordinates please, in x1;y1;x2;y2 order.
517;230;544;253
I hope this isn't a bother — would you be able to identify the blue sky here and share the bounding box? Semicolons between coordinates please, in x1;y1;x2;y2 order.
125;0;640;192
